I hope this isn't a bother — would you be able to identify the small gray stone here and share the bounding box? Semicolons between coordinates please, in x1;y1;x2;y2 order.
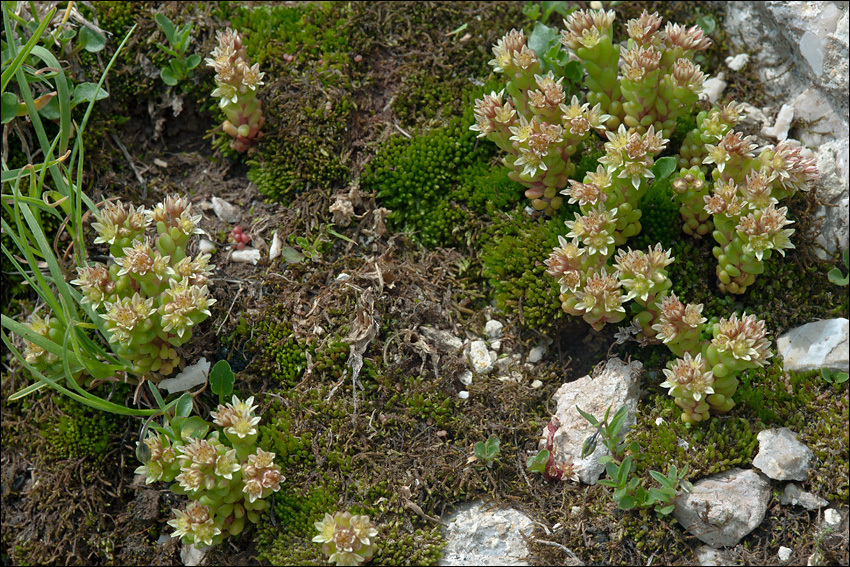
528;345;546;364
467;340;495;374
753;428;814;481
674;468;771;548
779;483;828;510
779;546;793;562
419;326;464;353
439;501;534;566
484;320;504;340
776;318;849;374
824;508;842;528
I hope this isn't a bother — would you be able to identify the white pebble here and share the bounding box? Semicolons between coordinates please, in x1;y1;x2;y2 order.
484;319;504;339
211;196;241;223
269;232;282;260
824;508;842;528
531;379;543;389
528;345;546;363
778;547;793;562
459;370;473;386
725;53;750;71
231;248;261;265
457;391;469;399
700;76;727;104
198;238;217;255
761;104;794;141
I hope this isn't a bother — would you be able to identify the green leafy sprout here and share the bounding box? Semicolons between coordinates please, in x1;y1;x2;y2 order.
153;13;202;86
473;435;501;468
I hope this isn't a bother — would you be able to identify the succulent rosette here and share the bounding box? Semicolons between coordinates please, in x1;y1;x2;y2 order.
314;511;379;566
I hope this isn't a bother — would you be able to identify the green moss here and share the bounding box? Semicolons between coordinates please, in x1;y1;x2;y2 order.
41;391;124;462
628;394;758;479
248;314;309;387
363;92;509;248
632;177;681;251
480;206;574;332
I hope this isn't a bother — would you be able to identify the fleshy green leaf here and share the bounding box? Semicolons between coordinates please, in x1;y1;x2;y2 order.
73;82;108;105
160;67;178;86
617;494;637;510
186;53;202;70
154;13;176;44
526;450;549;473
528;22;559;57
175;392;194;418
78;25;106;52
210;359;235;398
652;156;678;180
1;91;19;123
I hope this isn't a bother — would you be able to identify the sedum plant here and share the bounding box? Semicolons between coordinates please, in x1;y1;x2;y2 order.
66;195;215;380
313;511;379;566
206;27;266;152
136;395;284;547
477;9;809;423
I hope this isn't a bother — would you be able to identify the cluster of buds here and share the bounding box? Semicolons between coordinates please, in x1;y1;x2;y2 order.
313;511;379;566
471;29;609;214
206;28;265;152
545;126;674;331
654;297;772;422
135;395;283;547
562;9;710;138
68;196;214;380
674;103;818;293
21;313;77;381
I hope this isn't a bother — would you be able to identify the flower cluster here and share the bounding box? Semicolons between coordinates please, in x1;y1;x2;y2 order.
68;196;214;380
479;10;786;423
562;9;710;137
654;297;772;422
313;511;379;566
471;28;608;214
135;395;283;547
674;105;819;293
206;28;265;152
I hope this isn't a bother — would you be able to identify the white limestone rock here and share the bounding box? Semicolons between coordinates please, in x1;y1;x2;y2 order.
779;546;794;562
812;139;849;258
776;318;849;373
419;326;464;353
539;358;642;485
674;468;771;548
210;196;240;223
439;501;534;566
484;319;504;340
752;428;814;481
527;345;546;364
780;483;829;510
466;340;496;375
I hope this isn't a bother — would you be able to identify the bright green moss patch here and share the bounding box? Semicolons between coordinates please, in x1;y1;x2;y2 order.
480;206;574;332
363;95;510;248
628;394;758;479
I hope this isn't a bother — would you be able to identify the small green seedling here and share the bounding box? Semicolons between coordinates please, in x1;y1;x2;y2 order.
827;248;849;286
210;359;236;404
526;449;549;474
473;435;501;468
153;13;202;86
820;367;849;386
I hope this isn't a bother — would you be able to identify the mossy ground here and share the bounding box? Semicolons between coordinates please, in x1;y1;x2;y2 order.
2;1;848;566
